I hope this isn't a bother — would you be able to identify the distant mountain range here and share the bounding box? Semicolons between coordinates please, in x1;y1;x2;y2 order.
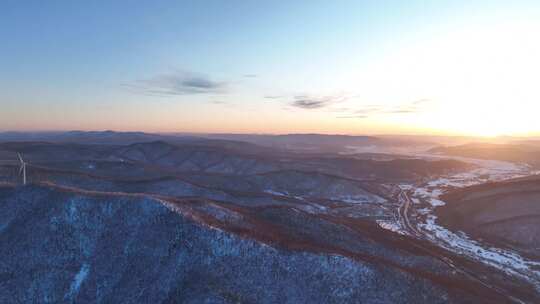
0;131;198;145
430;142;540;167
0;131;434;154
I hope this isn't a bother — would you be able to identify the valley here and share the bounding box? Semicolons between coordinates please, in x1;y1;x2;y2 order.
0;131;538;303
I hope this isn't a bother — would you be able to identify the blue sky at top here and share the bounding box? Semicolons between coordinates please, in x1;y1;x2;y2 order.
1;1;540;135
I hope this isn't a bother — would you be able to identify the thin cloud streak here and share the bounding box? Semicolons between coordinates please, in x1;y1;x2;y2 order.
291;94;348;109
336;98;432;119
264;95;284;99
124;71;227;96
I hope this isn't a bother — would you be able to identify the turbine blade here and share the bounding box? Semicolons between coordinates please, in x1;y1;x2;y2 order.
19;165;24;175
17;153;23;164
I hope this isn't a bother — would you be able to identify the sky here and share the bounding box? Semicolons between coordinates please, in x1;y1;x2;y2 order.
1;0;540;136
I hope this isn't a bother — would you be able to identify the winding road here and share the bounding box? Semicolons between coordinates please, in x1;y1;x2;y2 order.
397;189;421;237
395;184;532;304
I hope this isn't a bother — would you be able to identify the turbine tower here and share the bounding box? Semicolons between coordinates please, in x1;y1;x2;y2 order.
17;153;26;185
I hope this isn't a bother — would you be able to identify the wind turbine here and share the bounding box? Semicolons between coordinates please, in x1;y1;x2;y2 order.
17;153;26;185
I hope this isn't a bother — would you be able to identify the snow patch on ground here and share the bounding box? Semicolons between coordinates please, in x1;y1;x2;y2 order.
264;189;289;197
298;203;328;214
398;184;413;191
377;220;406;235
340;195;386;204
421;213;540;282
65;263;90;300
411;158;540;286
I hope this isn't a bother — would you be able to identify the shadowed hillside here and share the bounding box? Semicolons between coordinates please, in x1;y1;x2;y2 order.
0;185;520;303
437;176;540;258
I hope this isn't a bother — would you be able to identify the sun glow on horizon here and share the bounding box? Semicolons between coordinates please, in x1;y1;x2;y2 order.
341;16;540;138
